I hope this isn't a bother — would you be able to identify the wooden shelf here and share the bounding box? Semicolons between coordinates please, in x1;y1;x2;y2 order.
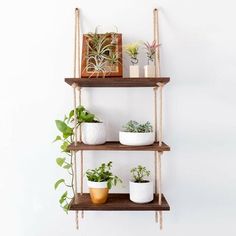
69;193;170;211
65;77;170;87
68;141;170;152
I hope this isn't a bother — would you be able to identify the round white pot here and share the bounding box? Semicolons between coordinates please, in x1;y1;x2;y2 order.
129;181;154;203
87;181;108;189
81;122;106;145
119;131;154;146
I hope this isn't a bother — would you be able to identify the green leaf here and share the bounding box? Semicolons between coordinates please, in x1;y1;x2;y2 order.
54;179;65;190
63;163;72;169
80;111;95;122
56;157;65;167
53;135;62;142
60;142;69;152
56;121;73;137
55;120;68;133
63;203;69;214
107;180;112;189
59;191;68;204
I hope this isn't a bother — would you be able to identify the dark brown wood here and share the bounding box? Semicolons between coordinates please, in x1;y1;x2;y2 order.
81;34;123;78
65;77;170;87
68;141;170;152
69;193;170;211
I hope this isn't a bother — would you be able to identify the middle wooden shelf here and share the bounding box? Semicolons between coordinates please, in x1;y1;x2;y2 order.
68;141;170;152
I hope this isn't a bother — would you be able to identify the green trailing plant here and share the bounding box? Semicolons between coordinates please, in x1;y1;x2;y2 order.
122;120;153;133
143;40;160;65
130;165;150;183
86;161;122;189
124;42;140;65
53;106;99;213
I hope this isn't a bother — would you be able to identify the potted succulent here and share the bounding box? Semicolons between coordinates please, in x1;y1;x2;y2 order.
143;41;160;77
68;105;106;145
129;165;153;203
124;42;140;77
119;120;154;146
86;161;122;204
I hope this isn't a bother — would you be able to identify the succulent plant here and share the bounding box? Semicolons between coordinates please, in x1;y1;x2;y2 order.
122;120;153;133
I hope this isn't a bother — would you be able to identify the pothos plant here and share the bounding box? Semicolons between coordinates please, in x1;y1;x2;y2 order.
53;106;98;213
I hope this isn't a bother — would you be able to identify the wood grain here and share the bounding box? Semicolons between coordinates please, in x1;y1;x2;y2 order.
68;141;170;152
69;193;170;211
65;77;170;87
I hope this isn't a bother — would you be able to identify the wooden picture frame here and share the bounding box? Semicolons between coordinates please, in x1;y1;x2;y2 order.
81;33;123;78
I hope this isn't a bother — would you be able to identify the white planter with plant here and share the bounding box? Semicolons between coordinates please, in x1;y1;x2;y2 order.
81;122;106;145
129;165;153;203
74;106;106;145
86;161;122;204
143;41;160;77
124;42;140;77
119;120;154;146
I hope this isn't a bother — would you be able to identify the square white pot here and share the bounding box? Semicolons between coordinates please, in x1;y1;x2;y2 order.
129;65;139;78
144;65;155;77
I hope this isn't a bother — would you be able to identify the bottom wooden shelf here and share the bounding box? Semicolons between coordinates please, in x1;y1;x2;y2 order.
69;193;170;211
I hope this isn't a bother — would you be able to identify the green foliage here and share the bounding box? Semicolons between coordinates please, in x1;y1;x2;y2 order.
53;105;100;213
122;120;153;133
85;161;122;189
130;165;150;183
54;179;65;190
84;27;120;78
124;42;140;65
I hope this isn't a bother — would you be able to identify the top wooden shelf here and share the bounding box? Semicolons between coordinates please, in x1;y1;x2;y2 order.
65;77;170;87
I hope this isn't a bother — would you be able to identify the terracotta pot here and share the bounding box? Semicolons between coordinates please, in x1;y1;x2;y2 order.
87;181;109;204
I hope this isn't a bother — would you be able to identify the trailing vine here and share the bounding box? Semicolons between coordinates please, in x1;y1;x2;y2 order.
53;105;97;213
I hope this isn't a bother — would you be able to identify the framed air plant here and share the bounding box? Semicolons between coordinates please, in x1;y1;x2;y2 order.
81;31;123;78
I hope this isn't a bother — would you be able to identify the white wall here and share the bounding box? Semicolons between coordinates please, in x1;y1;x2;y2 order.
1;0;236;235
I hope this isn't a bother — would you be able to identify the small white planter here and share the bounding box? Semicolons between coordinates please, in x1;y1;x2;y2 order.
87;181;108;189
144;65;155;77
119;131;154;146
129;65;139;77
129;181;154;203
81;122;106;145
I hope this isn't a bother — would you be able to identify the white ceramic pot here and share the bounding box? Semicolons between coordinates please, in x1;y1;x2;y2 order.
129;65;139;77
119;131;154;146
87;181;108;204
129;181;154;203
81;122;106;145
144;65;155;77
87;181;108;189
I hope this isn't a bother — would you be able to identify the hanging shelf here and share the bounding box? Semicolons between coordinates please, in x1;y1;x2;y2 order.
69;194;170;211
65;77;170;87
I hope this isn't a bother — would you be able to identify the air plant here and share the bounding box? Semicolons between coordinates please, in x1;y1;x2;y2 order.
84;55;110;78
106;51;121;67
124;42;140;65
143;40;160;65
